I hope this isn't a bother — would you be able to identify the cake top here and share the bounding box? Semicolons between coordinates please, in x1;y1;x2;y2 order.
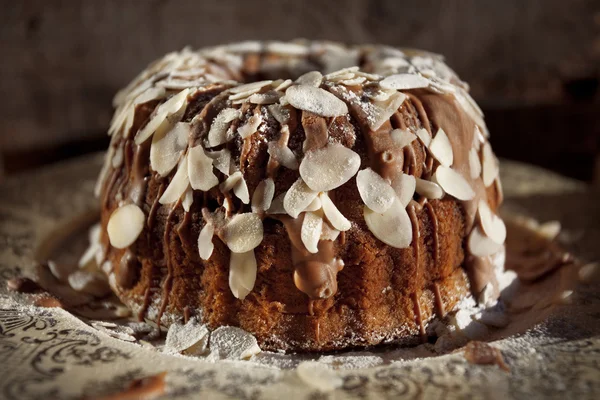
97;40;505;304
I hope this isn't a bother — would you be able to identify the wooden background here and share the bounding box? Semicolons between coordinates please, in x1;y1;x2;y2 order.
1;0;599;181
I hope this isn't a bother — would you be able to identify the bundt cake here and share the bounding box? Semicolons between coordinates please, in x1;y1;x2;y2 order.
96;40;507;352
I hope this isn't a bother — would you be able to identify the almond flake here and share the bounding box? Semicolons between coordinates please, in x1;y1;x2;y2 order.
429;128;453;167
198;222;215;260
339;76;367;86
299;143;361;192
415;178;444;199
416;128;432;147
267;141;299;170
266;42;308;55
248;90;281;105
150;122;189;177
319;193;351;231
237;114;263;139
274;79;293;92
283;178;319;218
380;73;430;90
304;196;322;212
229;80;273;94
369;92;407;131
325;66;359;79
267;193;286;214
296;361;343;392
209;326;261;360
434;166;475;201
356;168;396;213
478;200;506;244
267;104;290;124
229;250;257;300
208;149;232;176
469;148;482;179
468;225;503;257
159;156;190;204
251;178;275;213
296;71;323;87
68;271;110;297
301;212;323;253
107;204;145;249
391;172;416;206
182;186;194;212
390;129;416;149
188;146;219;191
135;88;190;145
364;198;412;248
220;171;242;193
233;174;250;204
482;142;499;187
222;213;263;253
207;108;240;147
164;317;209;355
320;224;341;241
285;85;348;117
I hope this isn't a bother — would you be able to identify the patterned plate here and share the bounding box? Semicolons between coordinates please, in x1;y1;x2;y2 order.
0;154;599;399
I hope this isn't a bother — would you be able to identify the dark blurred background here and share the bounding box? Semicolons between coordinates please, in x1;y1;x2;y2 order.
1;0;599;183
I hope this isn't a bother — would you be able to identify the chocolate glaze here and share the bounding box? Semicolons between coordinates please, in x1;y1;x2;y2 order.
117;250;140;289
156;202;179;327
424;202;440;269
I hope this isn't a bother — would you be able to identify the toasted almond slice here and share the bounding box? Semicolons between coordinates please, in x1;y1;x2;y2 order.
415;178;444;199
391;172;416;206
434;166;475;201
369;92;407;131
208;149;232;176
220;170;242;193
198;222;215;260
469;148;482;179
233;174;250;204
207;108;240;147
164;317;209;355
482;142;499;187
296;71;323;87
222;213;264;253
107;204;145;249
429;128;453;167
285;85;348;117
251;178;275;213
188;146;219;191
210;326;261;360
229;250;257;300
159;156;190;204
300;143;361;192
301;212;323;254
237;114;263;139
283;178;319;218
320;193;351;231
468;226;503;257
364;198;412;248
182;186;194;212
390;129;416;149
380;73;431;90
135;88;190;145
478;200;507;244
304;196;322;212
267;141;299;170
356;168;396;213
416;128;431;147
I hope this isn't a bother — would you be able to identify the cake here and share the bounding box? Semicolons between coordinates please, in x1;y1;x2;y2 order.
96;40;506;352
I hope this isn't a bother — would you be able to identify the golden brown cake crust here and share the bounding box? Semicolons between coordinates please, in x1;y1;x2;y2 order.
98;41;505;352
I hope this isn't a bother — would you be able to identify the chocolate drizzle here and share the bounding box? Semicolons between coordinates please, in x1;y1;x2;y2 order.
117;250;140;289
156;202;179;327
424;202;439;269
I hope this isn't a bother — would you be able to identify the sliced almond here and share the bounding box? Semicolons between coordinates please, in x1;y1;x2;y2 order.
301;212;323;254
220;171;243;193
237;114;263;139
296;361;343;392
229;250;257;300
482;142;499;187
299;143;361;192
198;222;215;260
251;178;275;213
273;79;293;92
434;166;475;201
248;90;281;105
339;76;367;86
188;146;219;191
208;149;232;176
267;104;290;125
391;172;416;206
107;204;145;249
135;88;190;145
416;128;431;147
267;193;287;215
429;128;453;167
285;85;348;117
164;317;209;355
267;141;299;170
296;71;323;87
415;177;444;199
390;129;416;149
222;213;264;253
469;148;482;179
233;174;250;204
182;186;194;212
379;73;430;90
229;80;273;94
207;108;240;147
478;200;507;244
356;168;396;213
468;226;503;257
320;224;341;241
364;197;412;248
369;92;407;131
283;178;319;218
159;156;190;204
304;196;322;212
319;193;351;231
